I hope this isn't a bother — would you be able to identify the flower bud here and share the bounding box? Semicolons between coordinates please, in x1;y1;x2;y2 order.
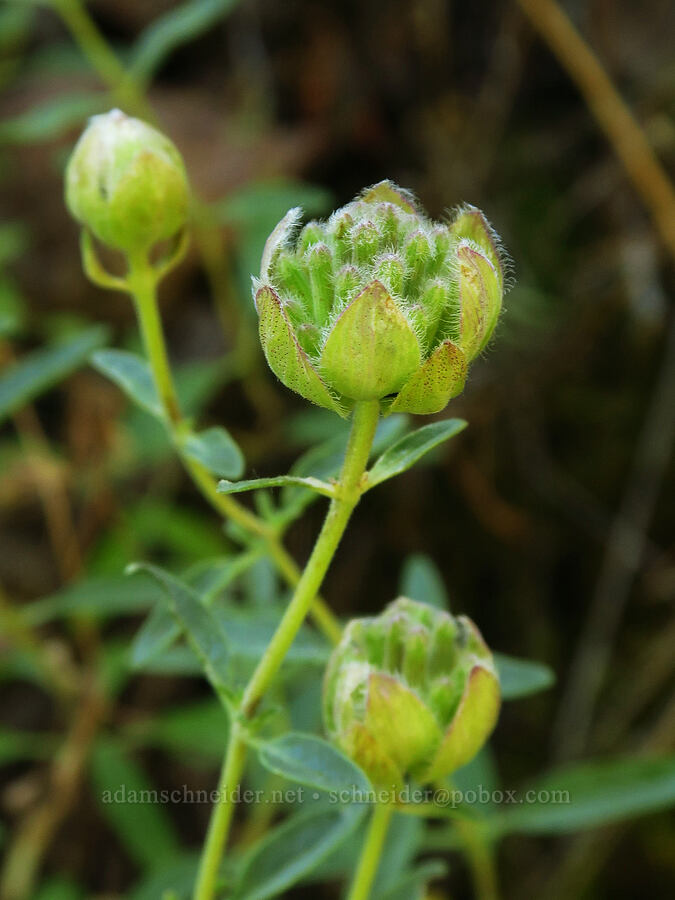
323;598;500;788
65;109;189;254
255;182;506;417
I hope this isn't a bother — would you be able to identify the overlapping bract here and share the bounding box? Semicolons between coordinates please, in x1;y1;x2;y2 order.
323;597;500;788
255;181;505;417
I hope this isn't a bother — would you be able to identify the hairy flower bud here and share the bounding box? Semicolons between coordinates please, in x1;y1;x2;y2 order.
323;598;500;788
254;182;506;417
65;109;190;254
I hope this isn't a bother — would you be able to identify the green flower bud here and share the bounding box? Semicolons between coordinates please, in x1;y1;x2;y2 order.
65;109;189;254
323;597;500;788
255;182;506;417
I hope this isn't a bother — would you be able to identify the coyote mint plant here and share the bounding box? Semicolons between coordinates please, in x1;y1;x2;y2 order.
255;181;505;416
323;597;500;788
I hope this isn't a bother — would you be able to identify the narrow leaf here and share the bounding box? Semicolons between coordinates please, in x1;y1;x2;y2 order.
218;474;334;498
0;92;103;144
257;733;371;795
491;754;675;836
130;0;241;84
235;805;364;900
24;574;163;626
130;602;180;669
181;426;245;479
365;419;467;490
129;563;231;697
399;554;449;610
91;349;162;419
0;326;108;423
495;653;555;700
90;738;180;870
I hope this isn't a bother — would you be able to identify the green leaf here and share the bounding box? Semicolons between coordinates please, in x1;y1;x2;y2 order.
24;574;163;626
213;178;333;231
257;733;370;795
495;653;555;700
129;563;232;698
0;728;56;764
0;92;103;144
0;326;108;423
365;419;467;490
130;855;201;900
234;805;364;900
91;349;162;419
491;754;675;837
218;474;334;498
130;602;180;669
34;877;85;900
130;0;242;85
180;426;244;479
90;738;180;871
399;554;449;610
125;700;229;763
0;277;26;339
375;861;446;900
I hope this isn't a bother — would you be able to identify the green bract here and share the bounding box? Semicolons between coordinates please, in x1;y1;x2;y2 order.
323;597;500;788
255;181;505;417
65;109;190;254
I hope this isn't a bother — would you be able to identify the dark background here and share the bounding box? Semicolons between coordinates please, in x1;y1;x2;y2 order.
1;1;674;898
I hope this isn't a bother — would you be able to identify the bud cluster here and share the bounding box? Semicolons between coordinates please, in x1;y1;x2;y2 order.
323;597;500;788
256;181;505;416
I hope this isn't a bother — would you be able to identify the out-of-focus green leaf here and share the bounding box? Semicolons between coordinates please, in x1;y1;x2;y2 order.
0;277;26;338
365;419;467;490
218;474;334;498
491;754;675;836
0;221;29;267
371;814;427;897
130;602;181;669
257;734;370;795
130;0;241;85
91;349;162;419
34;877;85;900
495;653;555;700
0;728;56;764
375;861;446;900
0;92;104;144
399;554;449;610
23;573;163;626
129;563;232;698
90;738;180;871
213;179;333;232
129;854;202;900
0;326;108;423
125;699;229;762
181;426;244;480
234;805;365;900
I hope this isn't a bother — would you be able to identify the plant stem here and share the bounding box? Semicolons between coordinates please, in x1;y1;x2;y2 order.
346;803;394;900
125;253;342;642
455;818;500;900
193;399;380;900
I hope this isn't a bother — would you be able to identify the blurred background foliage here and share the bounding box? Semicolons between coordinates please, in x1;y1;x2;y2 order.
0;0;674;898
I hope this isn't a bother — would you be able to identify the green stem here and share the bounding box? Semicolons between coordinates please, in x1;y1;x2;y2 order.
125;252;342;642
193;399;380;900
52;0;152;119
455;818;500;900
346;803;394;900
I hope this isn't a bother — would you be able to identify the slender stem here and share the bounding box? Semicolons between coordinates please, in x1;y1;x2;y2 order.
346;803;394;900
455;819;500;900
193;400;380;900
125;253;342;642
52;0;153;119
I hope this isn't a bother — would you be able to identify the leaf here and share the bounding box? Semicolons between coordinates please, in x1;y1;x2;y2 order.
129;855;201;900
129;563;231;697
130;602;181;669
34;877;85;900
491;754;675;837
181;426;245;479
257;733;371;795
218;474;334;498
365;419;467;490
495;653;555;700
0;326;108;423
0;728;56;764
234;805;364;900
23;574;163;626
0;277;26;339
90;738;180;871
0;92;103;144
130;0;242;85
91;349;162;419
125;700;229;762
214;178;333;231
399;554;449;610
